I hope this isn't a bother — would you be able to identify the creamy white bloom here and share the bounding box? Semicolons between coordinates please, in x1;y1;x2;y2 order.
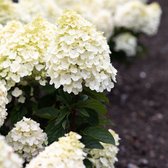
18;95;26;104
0;0;21;25
18;0;62;23
103;0;148;14
0;135;23;168
46;10;117;95
11;87;26;103
141;2;162;36
11;87;23;98
82;8;114;39
89;129;120;168
114;1;148;32
114;1;161;35
0;82;8;127
6;117;48;161
114;33;137;56
0;17;56;90
26;132;86;168
55;0;114;38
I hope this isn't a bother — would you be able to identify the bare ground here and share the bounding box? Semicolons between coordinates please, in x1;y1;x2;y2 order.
108;0;168;168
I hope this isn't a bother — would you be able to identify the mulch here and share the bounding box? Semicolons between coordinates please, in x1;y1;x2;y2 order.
108;0;168;168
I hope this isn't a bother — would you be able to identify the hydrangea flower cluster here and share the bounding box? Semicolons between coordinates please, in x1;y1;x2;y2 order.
114;33;137;57
55;0;114;39
0;17;56;90
103;0;147;14
0;82;8;127
141;2;162;36
0;135;23;168
54;0;161;39
6;117;48;161
0;0;162;41
0;11;117;94
46;10;117;94
18;0;62;23
114;0;162;35
0;0;20;25
89;130;120;168
26;132;86;168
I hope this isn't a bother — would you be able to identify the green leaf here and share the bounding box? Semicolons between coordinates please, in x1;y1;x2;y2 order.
84;88;109;104
79;109;90;117
83;127;115;145
9;106;28;126
57;89;73;106
34;107;60;119
54;109;69;125
38;94;56;108
45;120;65;144
82;135;104;149
77;99;107;114
42;85;56;95
84;159;93;168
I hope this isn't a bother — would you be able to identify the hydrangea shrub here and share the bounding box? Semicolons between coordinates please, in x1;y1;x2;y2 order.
0;9;119;168
0;0;162;167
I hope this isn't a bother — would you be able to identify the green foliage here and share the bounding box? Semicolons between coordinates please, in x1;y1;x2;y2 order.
84;159;93;168
83;127;115;145
3;84;115;149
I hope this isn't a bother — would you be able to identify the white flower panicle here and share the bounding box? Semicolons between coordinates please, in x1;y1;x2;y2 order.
0;0;20;25
114;1;162;35
6;117;48;161
46;10;117;94
141;2;162;36
18;0;62;23
114;33;137;56
26;132;86;168
114;1;147;32
0;82;8;127
89;129;120;168
84;8;114;39
0;135;23;168
0;17;56;90
55;0;114;39
103;0;148;13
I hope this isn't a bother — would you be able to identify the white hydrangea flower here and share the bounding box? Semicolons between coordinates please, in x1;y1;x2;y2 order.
114;1;162;35
46;10;117;95
26;132;86;168
55;0;114;39
114;33;137;56
11;87;23;98
114;0;148;32
81;7;114;39
0;0;20;25
18;0;62;23
103;0;148;14
0;135;23;168
6;117;48;161
141;2;162;36
0;81;8;127
18;95;26;104
0;17;56;90
89;129;120;168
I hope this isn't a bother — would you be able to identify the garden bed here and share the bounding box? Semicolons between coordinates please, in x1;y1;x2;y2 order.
109;0;168;167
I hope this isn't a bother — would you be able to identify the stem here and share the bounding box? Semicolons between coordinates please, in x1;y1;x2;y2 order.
71;109;77;131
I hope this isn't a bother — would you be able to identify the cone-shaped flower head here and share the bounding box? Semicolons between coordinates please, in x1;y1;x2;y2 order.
26;132;86;168
6;117;48;161
46;10;117;94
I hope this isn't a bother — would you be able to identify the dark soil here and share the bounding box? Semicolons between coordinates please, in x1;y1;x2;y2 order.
108;0;168;168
